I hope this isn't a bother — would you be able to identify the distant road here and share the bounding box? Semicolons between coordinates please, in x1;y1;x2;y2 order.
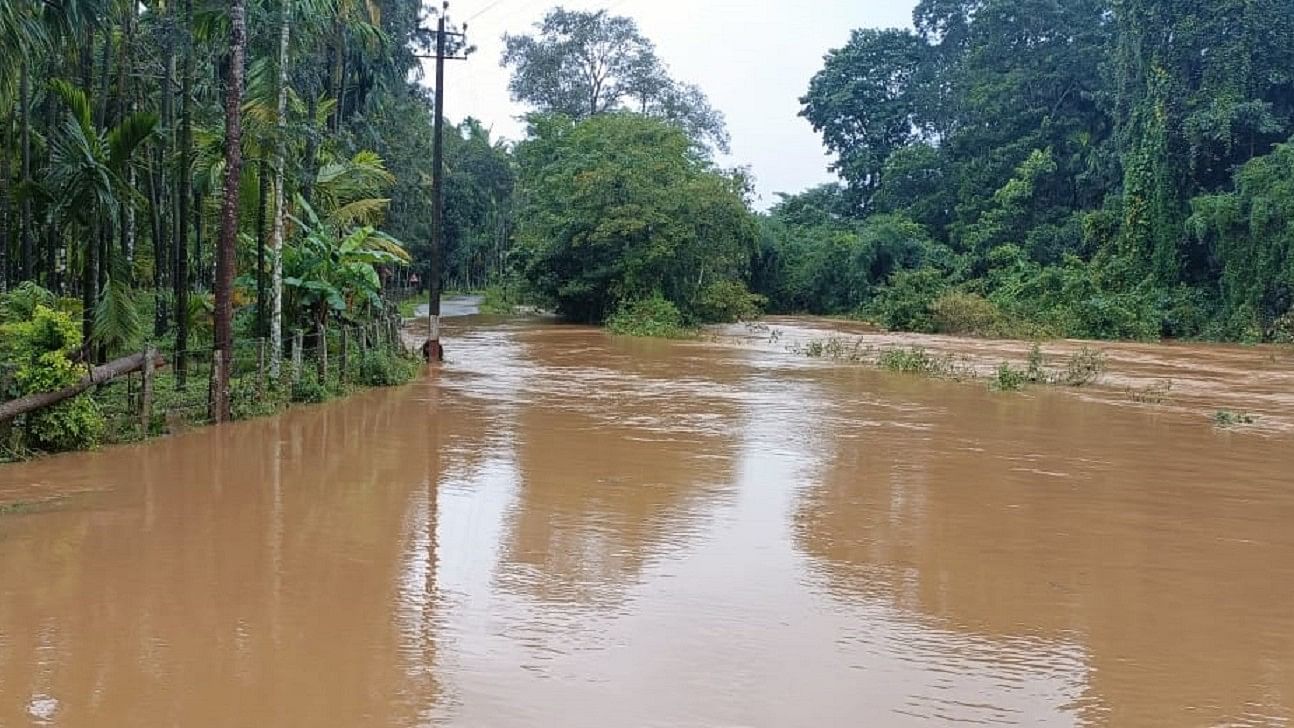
412;294;483;319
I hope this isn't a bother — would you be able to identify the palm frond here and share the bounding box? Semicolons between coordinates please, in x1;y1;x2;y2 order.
107;111;158;172
328;197;389;227
93;262;142;355
49;78;93;137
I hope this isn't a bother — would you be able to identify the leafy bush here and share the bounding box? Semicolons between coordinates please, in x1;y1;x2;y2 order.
357;349;418;387
1062;346;1106;386
606;295;690;338
991;362;1028;391
877;346;957;376
230;378;287;420
290;370;329;404
694;280;764;323
1;306;105;452
929;291;1002;336
866;267;949;332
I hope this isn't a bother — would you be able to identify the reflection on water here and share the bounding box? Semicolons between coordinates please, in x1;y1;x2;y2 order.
1;317;1292;726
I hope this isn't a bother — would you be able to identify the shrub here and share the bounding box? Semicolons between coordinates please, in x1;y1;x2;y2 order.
358;349;418;387
479;284;515;315
1;306;105;452
1213;410;1256;427
606;295;690;338
797;336;868;361
694;280;765;323
231;378;287;420
929;291;1002;336
877;346;957;376
291;370;329;403
1062;346;1105;386
1026;343;1047;383
866;267;949;332
991;362;1028;391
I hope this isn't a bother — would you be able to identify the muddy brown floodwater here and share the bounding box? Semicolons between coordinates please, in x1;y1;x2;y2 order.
1;314;1293;727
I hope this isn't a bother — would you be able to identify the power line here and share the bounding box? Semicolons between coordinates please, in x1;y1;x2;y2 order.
466;0;515;22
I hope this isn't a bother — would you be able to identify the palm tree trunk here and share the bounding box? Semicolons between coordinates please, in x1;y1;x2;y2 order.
1;114;10;291
193;189;204;289
175;0;194;388
269;0;292;379
213;0;247;422
148;154;168;336
19;60;32;282
255;157;268;337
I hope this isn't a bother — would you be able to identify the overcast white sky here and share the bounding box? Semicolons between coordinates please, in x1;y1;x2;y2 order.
424;0;916;209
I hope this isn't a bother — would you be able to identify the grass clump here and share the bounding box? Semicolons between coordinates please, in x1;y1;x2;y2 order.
606;295;692;338
1213;410;1256;427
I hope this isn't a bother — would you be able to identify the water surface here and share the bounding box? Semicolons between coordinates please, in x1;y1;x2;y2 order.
1;316;1292;726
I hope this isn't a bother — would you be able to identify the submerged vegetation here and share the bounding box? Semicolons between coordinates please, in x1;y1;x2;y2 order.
791;337;1110;395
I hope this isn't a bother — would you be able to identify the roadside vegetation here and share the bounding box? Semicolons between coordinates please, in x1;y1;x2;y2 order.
748;0;1294;345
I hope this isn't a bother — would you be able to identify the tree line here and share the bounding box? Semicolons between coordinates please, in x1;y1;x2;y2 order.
759;0;1294;342
0;0;517;422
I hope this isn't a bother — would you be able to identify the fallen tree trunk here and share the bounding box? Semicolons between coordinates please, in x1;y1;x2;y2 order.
0;350;165;422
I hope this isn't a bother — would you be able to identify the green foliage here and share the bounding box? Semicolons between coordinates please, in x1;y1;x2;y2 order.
694;280;764;323
357;350;419;387
230;379;288;421
290;370;329;404
929;291;1002;336
513;113;756;324
284;197;411;323
877;347;955;377
866;268;949;332
93;268;143;355
0;306;104;452
503;8;729;151
990;362;1028;391
774;0;1294;344
479;284;518;315
606;295;690;338
1213;410;1257;427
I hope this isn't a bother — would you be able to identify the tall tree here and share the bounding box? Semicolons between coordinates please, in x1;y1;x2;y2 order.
503;8;729;151
213;0;247;421
268;0;292;379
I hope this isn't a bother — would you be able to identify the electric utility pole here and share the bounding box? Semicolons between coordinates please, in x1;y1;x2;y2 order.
418;3;470;362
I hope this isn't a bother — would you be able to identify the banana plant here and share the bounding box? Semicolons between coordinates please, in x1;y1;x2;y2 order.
282;196;409;330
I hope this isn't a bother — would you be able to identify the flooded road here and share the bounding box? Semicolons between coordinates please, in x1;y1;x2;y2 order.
1;316;1293;727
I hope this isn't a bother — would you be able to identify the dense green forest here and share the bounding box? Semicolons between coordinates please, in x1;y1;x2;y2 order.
764;0;1294;342
2;0;1293;451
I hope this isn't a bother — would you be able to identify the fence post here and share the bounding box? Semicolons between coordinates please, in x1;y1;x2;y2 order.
340;326;350;383
141;347;155;437
292;330;304;384
211;349;223;424
256;338;266;396
317;321;328;382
